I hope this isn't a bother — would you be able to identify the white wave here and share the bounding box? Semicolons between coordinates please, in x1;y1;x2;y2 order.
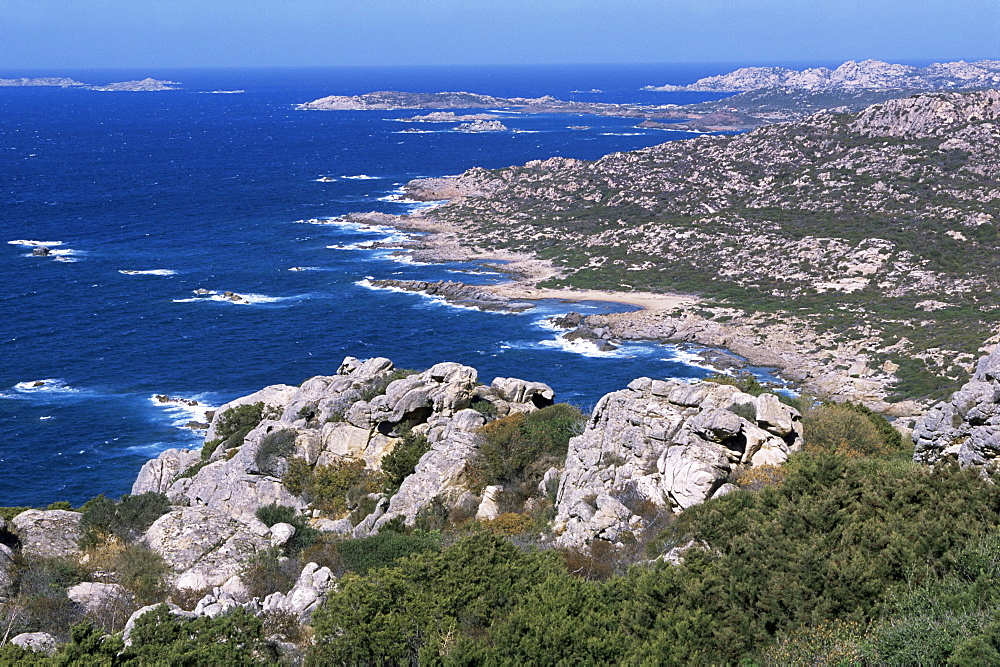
47;248;80;257
343;174;382;180
174;289;296;305
53;256;79;262
513;129;540;133
662;347;723;373
13;378;79;394
445;269;502;276
288;266;321;271
8;239;64;247
314;176;337;182
537;336;624;358
600;132;646;136
385;254;431;266
356;278;502;313
198;90;245;94
39;415;53;420
326;243;364;250
149;393;218;429
394;129;436;134
119;269;177;276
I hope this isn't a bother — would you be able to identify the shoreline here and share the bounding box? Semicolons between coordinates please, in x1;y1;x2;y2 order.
363;205;925;419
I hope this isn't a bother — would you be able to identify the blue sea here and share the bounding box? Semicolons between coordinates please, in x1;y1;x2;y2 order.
1;64;768;507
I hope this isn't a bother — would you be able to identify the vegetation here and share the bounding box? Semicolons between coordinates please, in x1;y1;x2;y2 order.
202;402;267;461
466;403;584;492
78;492;170;548
379;428;432;490
283;457;386;517
253;428;297;476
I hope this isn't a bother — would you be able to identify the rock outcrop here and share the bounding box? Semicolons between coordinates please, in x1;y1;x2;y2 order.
261;562;335;623
913;345;1000;466
9;632;58;655
67;582;132;612
368;279;533;312
143;506;269;590
553;378;801;548
11;509;83;558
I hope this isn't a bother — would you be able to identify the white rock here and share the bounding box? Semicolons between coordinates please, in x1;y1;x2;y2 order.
269;522;296;548
11;509;83;558
67;582;131;611
10;632;57;656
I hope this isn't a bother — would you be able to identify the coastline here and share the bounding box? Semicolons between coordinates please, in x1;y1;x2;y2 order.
366;202;926;419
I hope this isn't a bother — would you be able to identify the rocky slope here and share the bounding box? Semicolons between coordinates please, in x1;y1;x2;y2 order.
388;90;1000;407
646;59;1000;92
913;344;1000;466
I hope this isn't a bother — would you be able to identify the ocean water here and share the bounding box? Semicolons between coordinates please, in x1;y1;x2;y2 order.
1;64;765;507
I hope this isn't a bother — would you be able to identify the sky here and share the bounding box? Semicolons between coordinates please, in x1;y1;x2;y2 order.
1;0;998;70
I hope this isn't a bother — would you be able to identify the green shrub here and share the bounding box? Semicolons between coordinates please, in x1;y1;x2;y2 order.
202;402;265;460
242;548;300;600
802;402;903;457
705;371;768;396
336;531;442;575
380;430;432;490
254;428;297;475
117;543;170;604
78;492;170;547
467;403;583;491
0;507;32;522
283;458;385;517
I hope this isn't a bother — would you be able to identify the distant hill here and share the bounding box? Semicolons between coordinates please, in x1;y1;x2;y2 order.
645;59;1000;92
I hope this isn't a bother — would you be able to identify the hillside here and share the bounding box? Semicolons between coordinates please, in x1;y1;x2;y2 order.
645;58;1000;92
398;90;1000;406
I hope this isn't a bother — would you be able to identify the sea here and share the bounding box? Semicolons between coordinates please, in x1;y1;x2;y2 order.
1;63;780;507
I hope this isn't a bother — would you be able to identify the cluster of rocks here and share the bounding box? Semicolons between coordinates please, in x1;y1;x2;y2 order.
455;120;508;132
913;344;1000;466
554;377;801;547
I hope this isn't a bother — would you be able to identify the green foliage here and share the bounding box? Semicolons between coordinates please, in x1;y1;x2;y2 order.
335;530;442;575
116;543;170;604
705;371;768;396
202;402;265;460
79;492;170;547
467;403;583;491
45;501;73;511
253;428;297;476
0;507;33;522
308;533;564;665
380;430;431;490
124;604;278;665
241;548;301;600
283;457;385;517
802;402;905;457
5;556;87;639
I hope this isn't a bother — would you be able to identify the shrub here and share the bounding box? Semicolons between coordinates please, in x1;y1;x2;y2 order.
78;492;170;547
336;531;442;575
117;543;171;604
733;463;788;491
802;403;901;457
481;512;535;536
467;403;583;491
202;402;265;460
5;555;87;639
380;430;431;490
705;371;768;396
254;428;297;476
241;549;300;600
283;458;385;517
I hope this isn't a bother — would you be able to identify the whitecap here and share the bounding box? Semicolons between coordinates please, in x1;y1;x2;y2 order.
600;132;646;136
119;269;177;276
149;393;218;429
393;129;436;134
536;337;625;358
8;239;64;247
13;378;79;394
342;174;382;180
288;266;322;271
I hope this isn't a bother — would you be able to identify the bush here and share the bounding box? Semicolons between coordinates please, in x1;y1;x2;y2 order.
481;512;536;536
380;430;431;490
241;549;300;600
467;403;583;491
283;458;385;517
79;492;170;547
705;371;768;396
336;531;442;575
202;402;266;460
117;543;171;604
254;428;297;476
802;402;903;457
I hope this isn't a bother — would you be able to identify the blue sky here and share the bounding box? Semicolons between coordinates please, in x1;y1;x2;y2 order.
1;0;997;69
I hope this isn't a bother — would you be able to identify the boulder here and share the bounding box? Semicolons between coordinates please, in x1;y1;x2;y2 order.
476;485;503;521
553;378;801;548
914;345;1000;466
0;543;14;600
10;632;57;656
123;603;196;646
11;509;83;558
143;506;269;590
67;582;132;612
269;522;296;548
132;448;201;494
262;562;335;623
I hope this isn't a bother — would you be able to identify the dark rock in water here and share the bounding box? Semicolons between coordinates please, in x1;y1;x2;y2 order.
552;312;584;328
32;381;46;388
185;421;209;430
194;288;212;295
31;246;50;256
593;339;619;352
698;349;747;371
